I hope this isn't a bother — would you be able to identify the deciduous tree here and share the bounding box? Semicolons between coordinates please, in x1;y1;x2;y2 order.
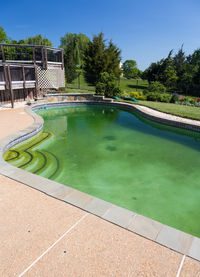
60;33;90;83
25;35;52;46
0;26;8;43
123;60;139;78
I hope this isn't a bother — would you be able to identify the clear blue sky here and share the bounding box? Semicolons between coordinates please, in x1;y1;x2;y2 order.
1;0;200;70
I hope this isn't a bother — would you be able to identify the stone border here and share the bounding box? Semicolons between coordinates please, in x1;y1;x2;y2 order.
0;100;200;262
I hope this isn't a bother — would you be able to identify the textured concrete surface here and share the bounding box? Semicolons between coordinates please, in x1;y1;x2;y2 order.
24;215;182;277
0;175;86;277
0;107;34;139
180;257;200;277
0;105;200;277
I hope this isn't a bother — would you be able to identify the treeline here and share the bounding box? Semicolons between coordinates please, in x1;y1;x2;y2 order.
143;47;200;97
0;26;121;88
0;26;52;46
60;32;121;85
1;25;200;97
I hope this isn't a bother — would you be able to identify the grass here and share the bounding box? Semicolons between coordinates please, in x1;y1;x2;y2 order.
66;75;148;93
135;101;200;121
67;74;95;92
65;87;94;94
119;77;148;92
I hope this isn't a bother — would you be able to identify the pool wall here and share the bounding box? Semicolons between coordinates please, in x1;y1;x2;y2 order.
1;98;200;261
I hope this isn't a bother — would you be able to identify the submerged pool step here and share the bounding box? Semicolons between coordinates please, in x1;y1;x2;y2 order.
4;131;60;180
32;149;60;179
7;148;59;180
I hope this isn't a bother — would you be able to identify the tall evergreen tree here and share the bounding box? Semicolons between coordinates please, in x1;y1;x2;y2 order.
84;33;121;84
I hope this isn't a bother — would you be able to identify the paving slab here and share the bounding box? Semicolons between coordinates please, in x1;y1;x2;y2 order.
23;214;182;277
156;225;193;254
128;214;163;240
189;237;200;261
103;205;134;228
64;189;94;209
84;197;112;217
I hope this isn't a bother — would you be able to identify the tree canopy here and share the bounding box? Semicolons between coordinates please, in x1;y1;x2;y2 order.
123;59;139;78
84;33;121;84
0;26;8;43
24;34;52;46
142;47;200;96
60;33;90;83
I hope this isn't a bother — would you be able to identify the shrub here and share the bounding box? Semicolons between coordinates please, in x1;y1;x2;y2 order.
122;90;129;97
188;98;196;105
146;92;161;101
95;72;121;97
144;81;166;94
170;93;179;103
146;92;171;102
170;94;198;106
96;82;105;95
160;94;172;103
129;91;147;100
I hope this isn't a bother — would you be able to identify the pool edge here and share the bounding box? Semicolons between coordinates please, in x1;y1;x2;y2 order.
0;100;200;262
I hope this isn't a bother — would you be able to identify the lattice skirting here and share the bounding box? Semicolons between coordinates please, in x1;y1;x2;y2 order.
37;66;65;89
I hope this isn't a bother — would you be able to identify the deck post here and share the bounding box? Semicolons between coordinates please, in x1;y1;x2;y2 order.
61;49;64;70
41;47;45;69
7;65;14;108
3;64;9;90
22;65;26;89
34;64;39;98
1;45;5;63
32;47;36;63
45;48;48;70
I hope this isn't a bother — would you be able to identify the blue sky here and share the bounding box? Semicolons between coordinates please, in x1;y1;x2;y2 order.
1;0;200;70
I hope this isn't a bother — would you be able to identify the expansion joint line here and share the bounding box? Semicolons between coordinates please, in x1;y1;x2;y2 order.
176;255;186;277
18;213;88;277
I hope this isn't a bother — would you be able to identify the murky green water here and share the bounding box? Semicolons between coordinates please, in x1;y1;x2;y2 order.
4;105;200;237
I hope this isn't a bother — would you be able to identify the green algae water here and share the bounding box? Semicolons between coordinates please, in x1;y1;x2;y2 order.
4;105;200;237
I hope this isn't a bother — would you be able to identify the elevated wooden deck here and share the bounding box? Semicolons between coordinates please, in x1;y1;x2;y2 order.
0;44;65;107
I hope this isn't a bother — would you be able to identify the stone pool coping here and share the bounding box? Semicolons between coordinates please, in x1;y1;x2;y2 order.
0;100;200;262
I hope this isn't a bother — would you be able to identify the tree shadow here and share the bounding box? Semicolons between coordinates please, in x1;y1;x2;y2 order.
127;84;147;90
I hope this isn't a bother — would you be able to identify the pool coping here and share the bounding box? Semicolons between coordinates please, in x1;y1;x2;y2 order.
0;100;200;262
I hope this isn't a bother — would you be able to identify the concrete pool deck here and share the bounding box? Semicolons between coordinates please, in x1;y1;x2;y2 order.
0;105;200;276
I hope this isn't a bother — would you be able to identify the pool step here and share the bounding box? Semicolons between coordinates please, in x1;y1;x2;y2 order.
4;131;60;180
8;149;59;180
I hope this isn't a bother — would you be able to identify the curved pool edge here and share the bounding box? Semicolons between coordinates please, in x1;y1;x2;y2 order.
0;100;200;262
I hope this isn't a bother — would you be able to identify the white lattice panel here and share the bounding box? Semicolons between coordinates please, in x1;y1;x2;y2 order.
37;65;65;89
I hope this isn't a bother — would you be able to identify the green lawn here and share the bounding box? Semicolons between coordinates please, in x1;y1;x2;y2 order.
67;74;95;92
65;87;94;94
119;77;148;92
136;101;200;121
66;75;148;93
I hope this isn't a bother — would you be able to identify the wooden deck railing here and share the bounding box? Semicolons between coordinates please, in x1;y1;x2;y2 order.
0;44;64;69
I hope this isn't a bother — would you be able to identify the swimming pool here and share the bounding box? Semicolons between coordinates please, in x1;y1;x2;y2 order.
4;104;200;237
